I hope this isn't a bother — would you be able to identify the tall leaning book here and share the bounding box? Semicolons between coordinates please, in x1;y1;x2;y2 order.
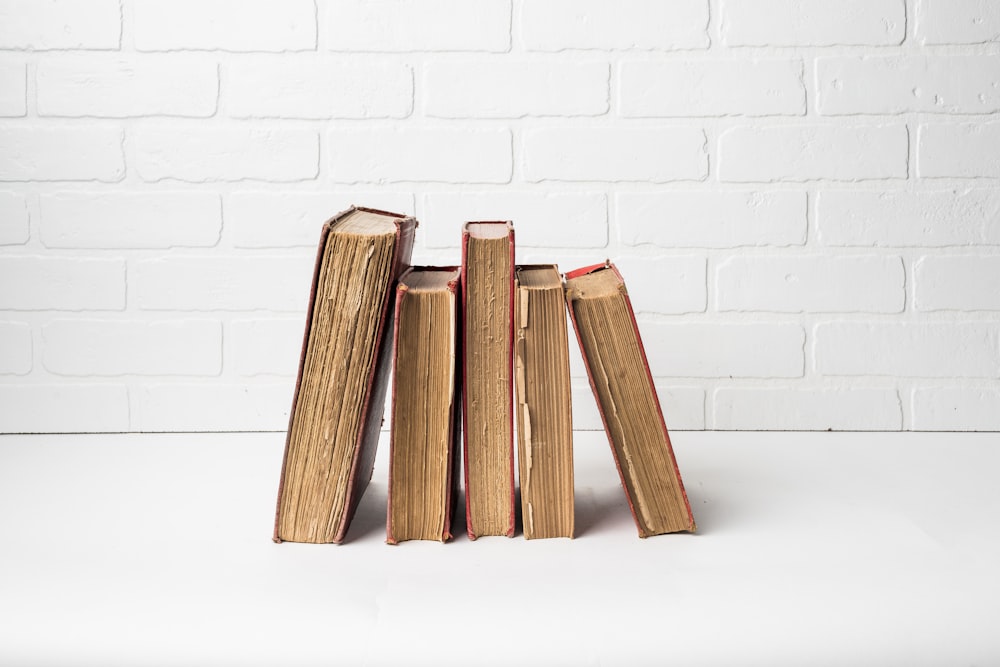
461;221;515;539
274;206;416;544
564;262;695;537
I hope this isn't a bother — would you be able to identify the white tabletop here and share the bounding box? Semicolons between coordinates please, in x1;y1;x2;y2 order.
1;431;998;666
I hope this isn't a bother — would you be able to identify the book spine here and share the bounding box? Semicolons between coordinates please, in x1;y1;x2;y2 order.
444;272;462;543
459;226;474;540
503;228;516;537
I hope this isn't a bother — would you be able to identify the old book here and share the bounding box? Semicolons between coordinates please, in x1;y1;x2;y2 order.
386;267;462;544
564;262;695;537
274;206;416;544
514;265;574;539
461;221;515;539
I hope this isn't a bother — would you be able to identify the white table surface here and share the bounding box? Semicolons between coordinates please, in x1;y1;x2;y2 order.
1;430;998;666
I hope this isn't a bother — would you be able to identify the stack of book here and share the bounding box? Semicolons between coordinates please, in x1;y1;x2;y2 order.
273;207;695;545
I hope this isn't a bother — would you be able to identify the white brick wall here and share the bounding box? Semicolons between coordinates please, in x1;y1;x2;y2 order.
0;126;124;181
40;193;222;248
918;122;1000;177
1;1;998;432
0;62;26;117
524;127;707;182
718;125;908;182
720;0;905;47
37;57;219;118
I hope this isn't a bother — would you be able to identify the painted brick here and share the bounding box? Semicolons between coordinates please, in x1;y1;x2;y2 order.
0;62;26;116
524;127;707;182
817;189;1000;247
917;0;1000;45
133;127;318;183
656;384;706;431
227;59;412;119
521;0;709;51
42;320;222;376
620;59;804;117
639;323;805;378
133;256;313;312
721;0;904;46
817;56;1000;115
327;0;510;52
37;58;218;118
0;321;31;374
0;192;29;245
716;255;904;313
614;256;707;314
329;127;511;183
134;0;315;52
424;61;607;118
912;387;1000;431
0;127;124;182
421;192;606;248
713;388;902;430
0;384;129;433
918;122;1000;178
0;256;124;310
915;256;1000;311
130;382;292;431
228;192;414;248
40;193;221;248
0;0;120;50
617;191;806;248
572;380;705;430
229;318;305;376
719;125;908;182
815;322;1000;378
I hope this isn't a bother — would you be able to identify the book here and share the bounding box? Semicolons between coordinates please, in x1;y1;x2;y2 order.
386;267;462;544
564;261;695;537
514;264;574;539
461;221;515;539
274;206;416;544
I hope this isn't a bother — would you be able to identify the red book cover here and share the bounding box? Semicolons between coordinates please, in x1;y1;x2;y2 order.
274;206;416;544
460;221;516;539
564;261;695;537
386;267;462;544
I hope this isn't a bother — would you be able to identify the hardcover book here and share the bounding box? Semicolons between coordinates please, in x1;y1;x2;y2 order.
274;206;416;544
386;267;462;544
564;261;695;537
514;264;574;539
461;221;515;539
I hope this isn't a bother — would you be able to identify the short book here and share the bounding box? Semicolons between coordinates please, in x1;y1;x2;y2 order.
387;267;462;544
514;265;575;539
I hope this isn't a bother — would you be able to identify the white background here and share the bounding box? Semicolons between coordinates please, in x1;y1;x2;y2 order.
2;430;999;665
2;0;1000;432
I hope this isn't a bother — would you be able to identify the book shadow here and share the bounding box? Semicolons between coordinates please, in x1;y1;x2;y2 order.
574;485;633;537
678;464;734;537
341;482;387;544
